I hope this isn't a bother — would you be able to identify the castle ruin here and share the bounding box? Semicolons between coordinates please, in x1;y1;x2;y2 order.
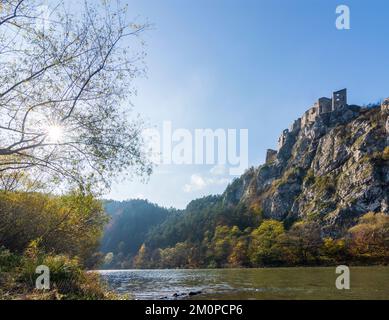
265;149;278;164
277;89;348;150
382;98;389;143
332;88;348;110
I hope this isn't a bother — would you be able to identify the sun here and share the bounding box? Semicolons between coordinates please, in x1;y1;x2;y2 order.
46;125;64;143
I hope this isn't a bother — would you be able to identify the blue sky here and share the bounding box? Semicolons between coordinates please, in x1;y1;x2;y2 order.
106;0;389;208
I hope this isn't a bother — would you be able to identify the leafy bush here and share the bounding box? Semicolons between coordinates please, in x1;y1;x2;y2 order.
0;190;120;300
0;247;21;273
1;241;118;300
347;212;389;264
0;190;107;268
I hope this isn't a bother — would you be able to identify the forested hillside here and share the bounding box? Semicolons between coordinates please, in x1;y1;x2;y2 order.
100;200;176;269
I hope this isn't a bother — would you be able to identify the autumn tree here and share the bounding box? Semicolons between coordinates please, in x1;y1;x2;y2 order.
249;220;285;267
321;237;347;264
133;244;149;269
282;221;323;265
211;225;234;267
347;212;389;263
0;190;107;267
0;168;44;192
0;0;152;192
159;242;192;268
228;239;249;267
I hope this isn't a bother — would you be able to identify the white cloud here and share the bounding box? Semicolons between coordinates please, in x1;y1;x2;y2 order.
210;165;227;176
183;174;206;193
183;174;230;193
134;193;146;200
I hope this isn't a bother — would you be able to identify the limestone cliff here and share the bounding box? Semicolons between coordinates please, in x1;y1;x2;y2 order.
222;100;389;237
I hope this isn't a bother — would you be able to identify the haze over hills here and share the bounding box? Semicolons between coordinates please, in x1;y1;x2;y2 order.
101;200;176;268
101;94;389;269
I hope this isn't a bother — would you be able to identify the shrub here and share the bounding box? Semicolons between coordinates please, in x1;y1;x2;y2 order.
0;247;21;273
0;190;107;268
282;221;323;265
321;238;347;264
346;212;389;264
16;241;111;300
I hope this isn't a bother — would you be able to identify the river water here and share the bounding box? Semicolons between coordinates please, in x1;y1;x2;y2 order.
99;267;389;300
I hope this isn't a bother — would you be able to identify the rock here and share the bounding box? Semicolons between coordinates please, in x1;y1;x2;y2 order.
171;291;202;299
382;98;389;115
222;102;388;237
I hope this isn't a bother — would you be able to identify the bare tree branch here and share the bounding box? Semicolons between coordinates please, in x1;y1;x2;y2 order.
0;0;152;193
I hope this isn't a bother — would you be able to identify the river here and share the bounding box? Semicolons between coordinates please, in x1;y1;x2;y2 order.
99;266;389;300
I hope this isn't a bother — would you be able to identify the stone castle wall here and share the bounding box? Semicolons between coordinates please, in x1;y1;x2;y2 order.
332;89;347;110
279;89;348;150
266;149;278;164
382;98;389;143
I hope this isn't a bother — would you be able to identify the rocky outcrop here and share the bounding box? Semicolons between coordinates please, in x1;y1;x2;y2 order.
222;102;389;237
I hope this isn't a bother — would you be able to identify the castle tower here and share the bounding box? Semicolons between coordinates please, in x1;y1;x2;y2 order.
266;149;277;164
317;97;332;114
278;129;289;149
332;89;347;110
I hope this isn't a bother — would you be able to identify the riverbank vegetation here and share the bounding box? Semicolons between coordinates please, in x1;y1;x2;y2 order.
0;190;119;300
137;212;388;269
102;199;389;269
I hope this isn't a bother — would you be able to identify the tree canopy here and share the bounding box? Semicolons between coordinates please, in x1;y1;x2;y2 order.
0;0;152;192
101;196;389;269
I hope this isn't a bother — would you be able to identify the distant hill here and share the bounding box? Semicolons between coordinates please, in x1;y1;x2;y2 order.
100;199;176;269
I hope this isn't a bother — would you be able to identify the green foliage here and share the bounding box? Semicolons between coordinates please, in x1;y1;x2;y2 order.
5;243;116;300
249;220;285;267
0;190;120;300
228;239;249;267
0;247;21;273
158;242;193;269
321;238;347;264
0;190;107;268
115;195;389;269
146;195;224;249
130;211;389;269
101;200;171;269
